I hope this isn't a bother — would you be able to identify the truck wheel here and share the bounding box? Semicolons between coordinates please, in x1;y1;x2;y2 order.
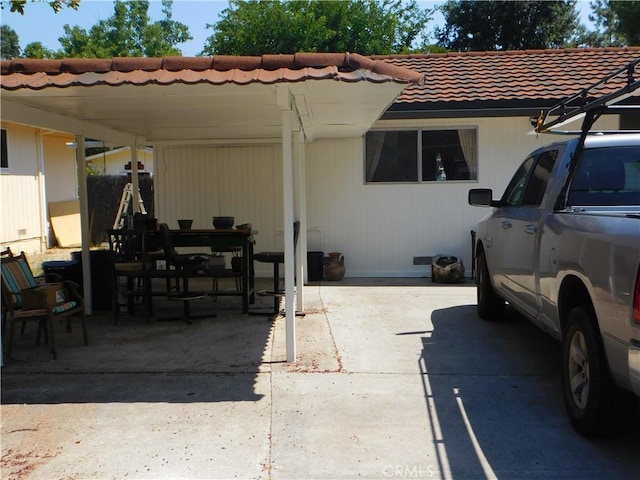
561;306;636;436
476;249;505;320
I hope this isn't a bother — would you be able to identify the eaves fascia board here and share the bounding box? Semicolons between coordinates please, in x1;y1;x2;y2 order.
383;99;562;119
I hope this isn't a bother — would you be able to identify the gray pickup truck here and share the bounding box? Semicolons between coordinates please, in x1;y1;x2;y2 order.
469;133;640;435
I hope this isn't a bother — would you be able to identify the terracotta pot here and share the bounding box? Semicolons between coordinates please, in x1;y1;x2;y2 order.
324;252;345;281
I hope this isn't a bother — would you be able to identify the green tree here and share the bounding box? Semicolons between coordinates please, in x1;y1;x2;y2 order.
1;24;20;58
586;0;640;46
201;0;432;56
436;0;582;51
23;41;58;58
6;0;80;15
58;0;191;57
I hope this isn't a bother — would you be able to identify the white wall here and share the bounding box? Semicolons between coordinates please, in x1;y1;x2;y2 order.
0;123;79;253
43;133;77;202
153;114;620;278
0;123;44;253
87;147;154;176
155;144;283;276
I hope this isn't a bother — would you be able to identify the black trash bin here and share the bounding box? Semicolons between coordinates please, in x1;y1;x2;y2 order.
307;251;324;281
72;250;113;310
42;260;82;286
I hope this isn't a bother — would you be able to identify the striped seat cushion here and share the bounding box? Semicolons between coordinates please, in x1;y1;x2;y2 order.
14;301;78;318
1;258;38;305
52;301;78;314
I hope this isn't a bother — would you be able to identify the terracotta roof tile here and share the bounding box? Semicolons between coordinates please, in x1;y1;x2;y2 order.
0;52;424;90
111;57;163;72
376;48;640;108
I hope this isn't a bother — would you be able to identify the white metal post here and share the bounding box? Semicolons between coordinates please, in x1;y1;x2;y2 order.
282;108;296;362
35;131;48;252
131;144;141;213
294;131;306;312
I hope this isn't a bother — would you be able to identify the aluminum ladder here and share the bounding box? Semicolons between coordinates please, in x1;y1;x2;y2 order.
112;183;147;229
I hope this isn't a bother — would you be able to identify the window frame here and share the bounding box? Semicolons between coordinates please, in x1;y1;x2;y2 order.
500;147;561;208
364;126;479;184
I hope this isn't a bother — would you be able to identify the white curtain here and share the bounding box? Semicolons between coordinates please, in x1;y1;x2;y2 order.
366;132;386;182
458;129;477;179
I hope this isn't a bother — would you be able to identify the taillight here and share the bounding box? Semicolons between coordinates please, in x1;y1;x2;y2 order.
635;267;640;325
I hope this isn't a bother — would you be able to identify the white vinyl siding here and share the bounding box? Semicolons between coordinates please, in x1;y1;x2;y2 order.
153;114;621;278
154;144;282;277
0;124;43;252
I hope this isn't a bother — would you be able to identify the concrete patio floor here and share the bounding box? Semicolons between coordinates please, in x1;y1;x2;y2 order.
2;277;639;479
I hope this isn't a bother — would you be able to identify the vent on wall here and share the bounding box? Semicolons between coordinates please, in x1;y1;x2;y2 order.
413;256;432;266
17;229;27;237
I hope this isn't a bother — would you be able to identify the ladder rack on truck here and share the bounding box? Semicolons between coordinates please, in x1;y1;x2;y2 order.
531;58;640;212
534;58;640;136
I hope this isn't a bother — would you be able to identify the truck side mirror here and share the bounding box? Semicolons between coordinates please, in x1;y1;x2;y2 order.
468;188;495;207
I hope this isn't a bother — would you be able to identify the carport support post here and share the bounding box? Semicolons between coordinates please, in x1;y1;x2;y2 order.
282;108;296;363
294;130;306;312
75;135;93;314
130;142;141;213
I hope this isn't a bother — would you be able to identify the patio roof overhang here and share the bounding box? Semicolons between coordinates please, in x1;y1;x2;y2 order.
1;53;423;144
0;53;423;362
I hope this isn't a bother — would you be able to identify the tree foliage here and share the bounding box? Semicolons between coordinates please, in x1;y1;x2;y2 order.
1;24;21;59
201;0;432;56
57;0;191;57
5;0;80;15
585;0;640;46
22;41;57;58
436;0;582;51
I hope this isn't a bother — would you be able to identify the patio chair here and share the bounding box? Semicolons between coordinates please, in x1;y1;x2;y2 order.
158;223;210;323
1;251;88;360
253;221;300;314
108;228;152;323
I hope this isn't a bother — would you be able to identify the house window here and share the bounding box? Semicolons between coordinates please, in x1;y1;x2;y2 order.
1;129;7;169
365;128;478;183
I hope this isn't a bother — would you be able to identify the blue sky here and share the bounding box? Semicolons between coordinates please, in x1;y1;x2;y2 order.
2;0;593;57
3;0;230;56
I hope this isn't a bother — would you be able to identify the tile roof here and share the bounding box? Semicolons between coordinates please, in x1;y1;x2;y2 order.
376;48;640;112
0;53;424;90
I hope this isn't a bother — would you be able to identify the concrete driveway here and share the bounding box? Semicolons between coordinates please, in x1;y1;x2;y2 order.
2;278;639;479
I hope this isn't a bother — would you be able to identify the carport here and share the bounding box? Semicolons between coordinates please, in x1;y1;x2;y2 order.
0;53;423;361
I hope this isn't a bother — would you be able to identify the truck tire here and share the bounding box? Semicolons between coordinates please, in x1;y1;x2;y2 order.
561;306;636;436
476;249;505;320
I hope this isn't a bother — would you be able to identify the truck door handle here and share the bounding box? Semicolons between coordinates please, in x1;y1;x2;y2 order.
524;225;537;234
501;221;512;229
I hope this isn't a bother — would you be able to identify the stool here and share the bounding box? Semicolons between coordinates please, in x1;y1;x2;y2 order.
252;221;300;315
253;251;285;314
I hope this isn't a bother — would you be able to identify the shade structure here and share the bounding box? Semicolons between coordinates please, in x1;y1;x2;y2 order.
1;53;423;361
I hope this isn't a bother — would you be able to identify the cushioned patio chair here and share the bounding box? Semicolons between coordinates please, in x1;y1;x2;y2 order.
1;251;88;360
